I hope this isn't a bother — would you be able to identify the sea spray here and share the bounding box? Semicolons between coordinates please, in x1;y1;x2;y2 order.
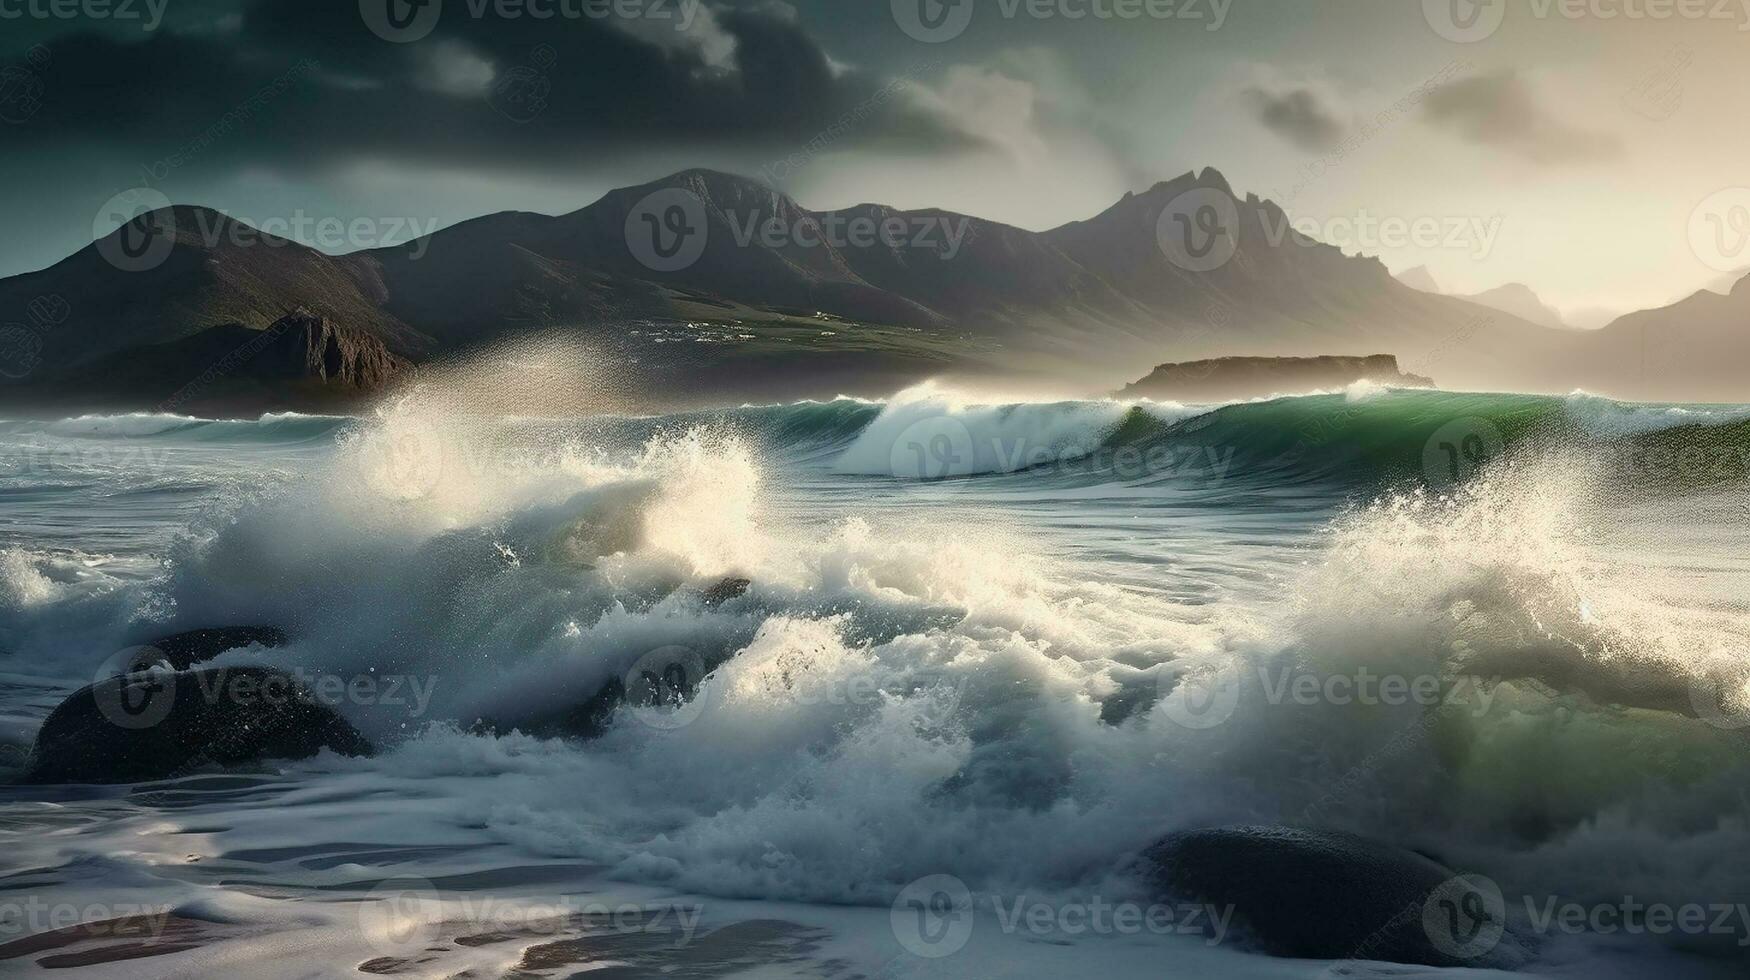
0;379;1745;947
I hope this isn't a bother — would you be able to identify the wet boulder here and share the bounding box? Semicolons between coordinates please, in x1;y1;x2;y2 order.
473;644;715;740
120;626;288;672
499;676;629;740
21;667;372;785
1140;826;1530;968
700;577;751;607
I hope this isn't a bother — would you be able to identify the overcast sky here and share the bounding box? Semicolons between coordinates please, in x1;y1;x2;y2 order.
2;0;1747;319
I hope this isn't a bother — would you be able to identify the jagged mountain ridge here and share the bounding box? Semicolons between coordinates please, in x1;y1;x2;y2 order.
1565;273;1750;401
1395;266;1442;294
1457;283;1566;331
352;167;1575;381
0;207;429;376
6;309;410;415
0;166;1694;409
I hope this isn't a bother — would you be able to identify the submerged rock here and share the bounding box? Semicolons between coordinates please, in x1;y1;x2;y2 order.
700;577;751;607
472;585;748;740
120;626;288;673
21;667;372;785
475;644;715;740
499;677;627;741
1140;826;1530;968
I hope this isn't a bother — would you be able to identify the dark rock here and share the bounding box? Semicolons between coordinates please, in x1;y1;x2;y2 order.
1116;354;1435;402
1095;681;1153;725
1140;826;1529;968
21;667;372;785
700;577;751;607
475;645;714;740
122;626;288;673
500;677;627;741
255;308;407;391
1;309;412;416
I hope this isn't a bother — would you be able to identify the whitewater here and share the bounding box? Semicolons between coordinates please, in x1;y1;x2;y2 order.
1;373;1748;978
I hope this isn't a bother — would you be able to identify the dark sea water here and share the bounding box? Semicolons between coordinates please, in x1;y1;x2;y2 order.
0;382;1747;977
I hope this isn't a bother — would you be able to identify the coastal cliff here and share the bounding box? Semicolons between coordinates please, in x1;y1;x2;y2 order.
1117;354;1434;401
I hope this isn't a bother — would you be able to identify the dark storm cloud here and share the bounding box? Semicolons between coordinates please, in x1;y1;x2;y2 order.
1241;85;1345;153
1421;71;1621;166
11;0;971;181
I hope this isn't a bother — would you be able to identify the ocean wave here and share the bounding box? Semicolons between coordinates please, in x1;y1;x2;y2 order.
1563;390;1750;438
0;410;353;443
830;382;1205;479
804;385;1750;494
2;382;1747;927
8;386;1746;484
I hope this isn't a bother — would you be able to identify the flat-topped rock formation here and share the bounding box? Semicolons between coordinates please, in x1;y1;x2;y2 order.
1117;354;1434;402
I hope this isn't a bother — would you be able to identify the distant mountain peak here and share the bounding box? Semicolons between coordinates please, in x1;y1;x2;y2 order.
1458;281;1565;330
1139;168;1233;200
1196;167;1232;194
647;166;762;189
1142;171;1196;198
1;163;1642;413
1481;282;1538;300
82;204;346;262
1395;266;1442;294
605;168;797;216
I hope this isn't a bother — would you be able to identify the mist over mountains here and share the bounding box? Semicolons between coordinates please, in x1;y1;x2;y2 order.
0;167;1741;413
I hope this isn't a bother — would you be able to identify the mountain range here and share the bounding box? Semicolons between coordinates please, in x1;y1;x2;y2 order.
1395;267;1570;331
0;167;1742;413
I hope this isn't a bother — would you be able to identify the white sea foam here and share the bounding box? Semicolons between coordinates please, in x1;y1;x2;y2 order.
2;378;1748;976
834;382;1199;478
1564;390;1750;437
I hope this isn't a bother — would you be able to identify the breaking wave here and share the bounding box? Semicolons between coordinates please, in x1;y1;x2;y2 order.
1;381;1747;932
